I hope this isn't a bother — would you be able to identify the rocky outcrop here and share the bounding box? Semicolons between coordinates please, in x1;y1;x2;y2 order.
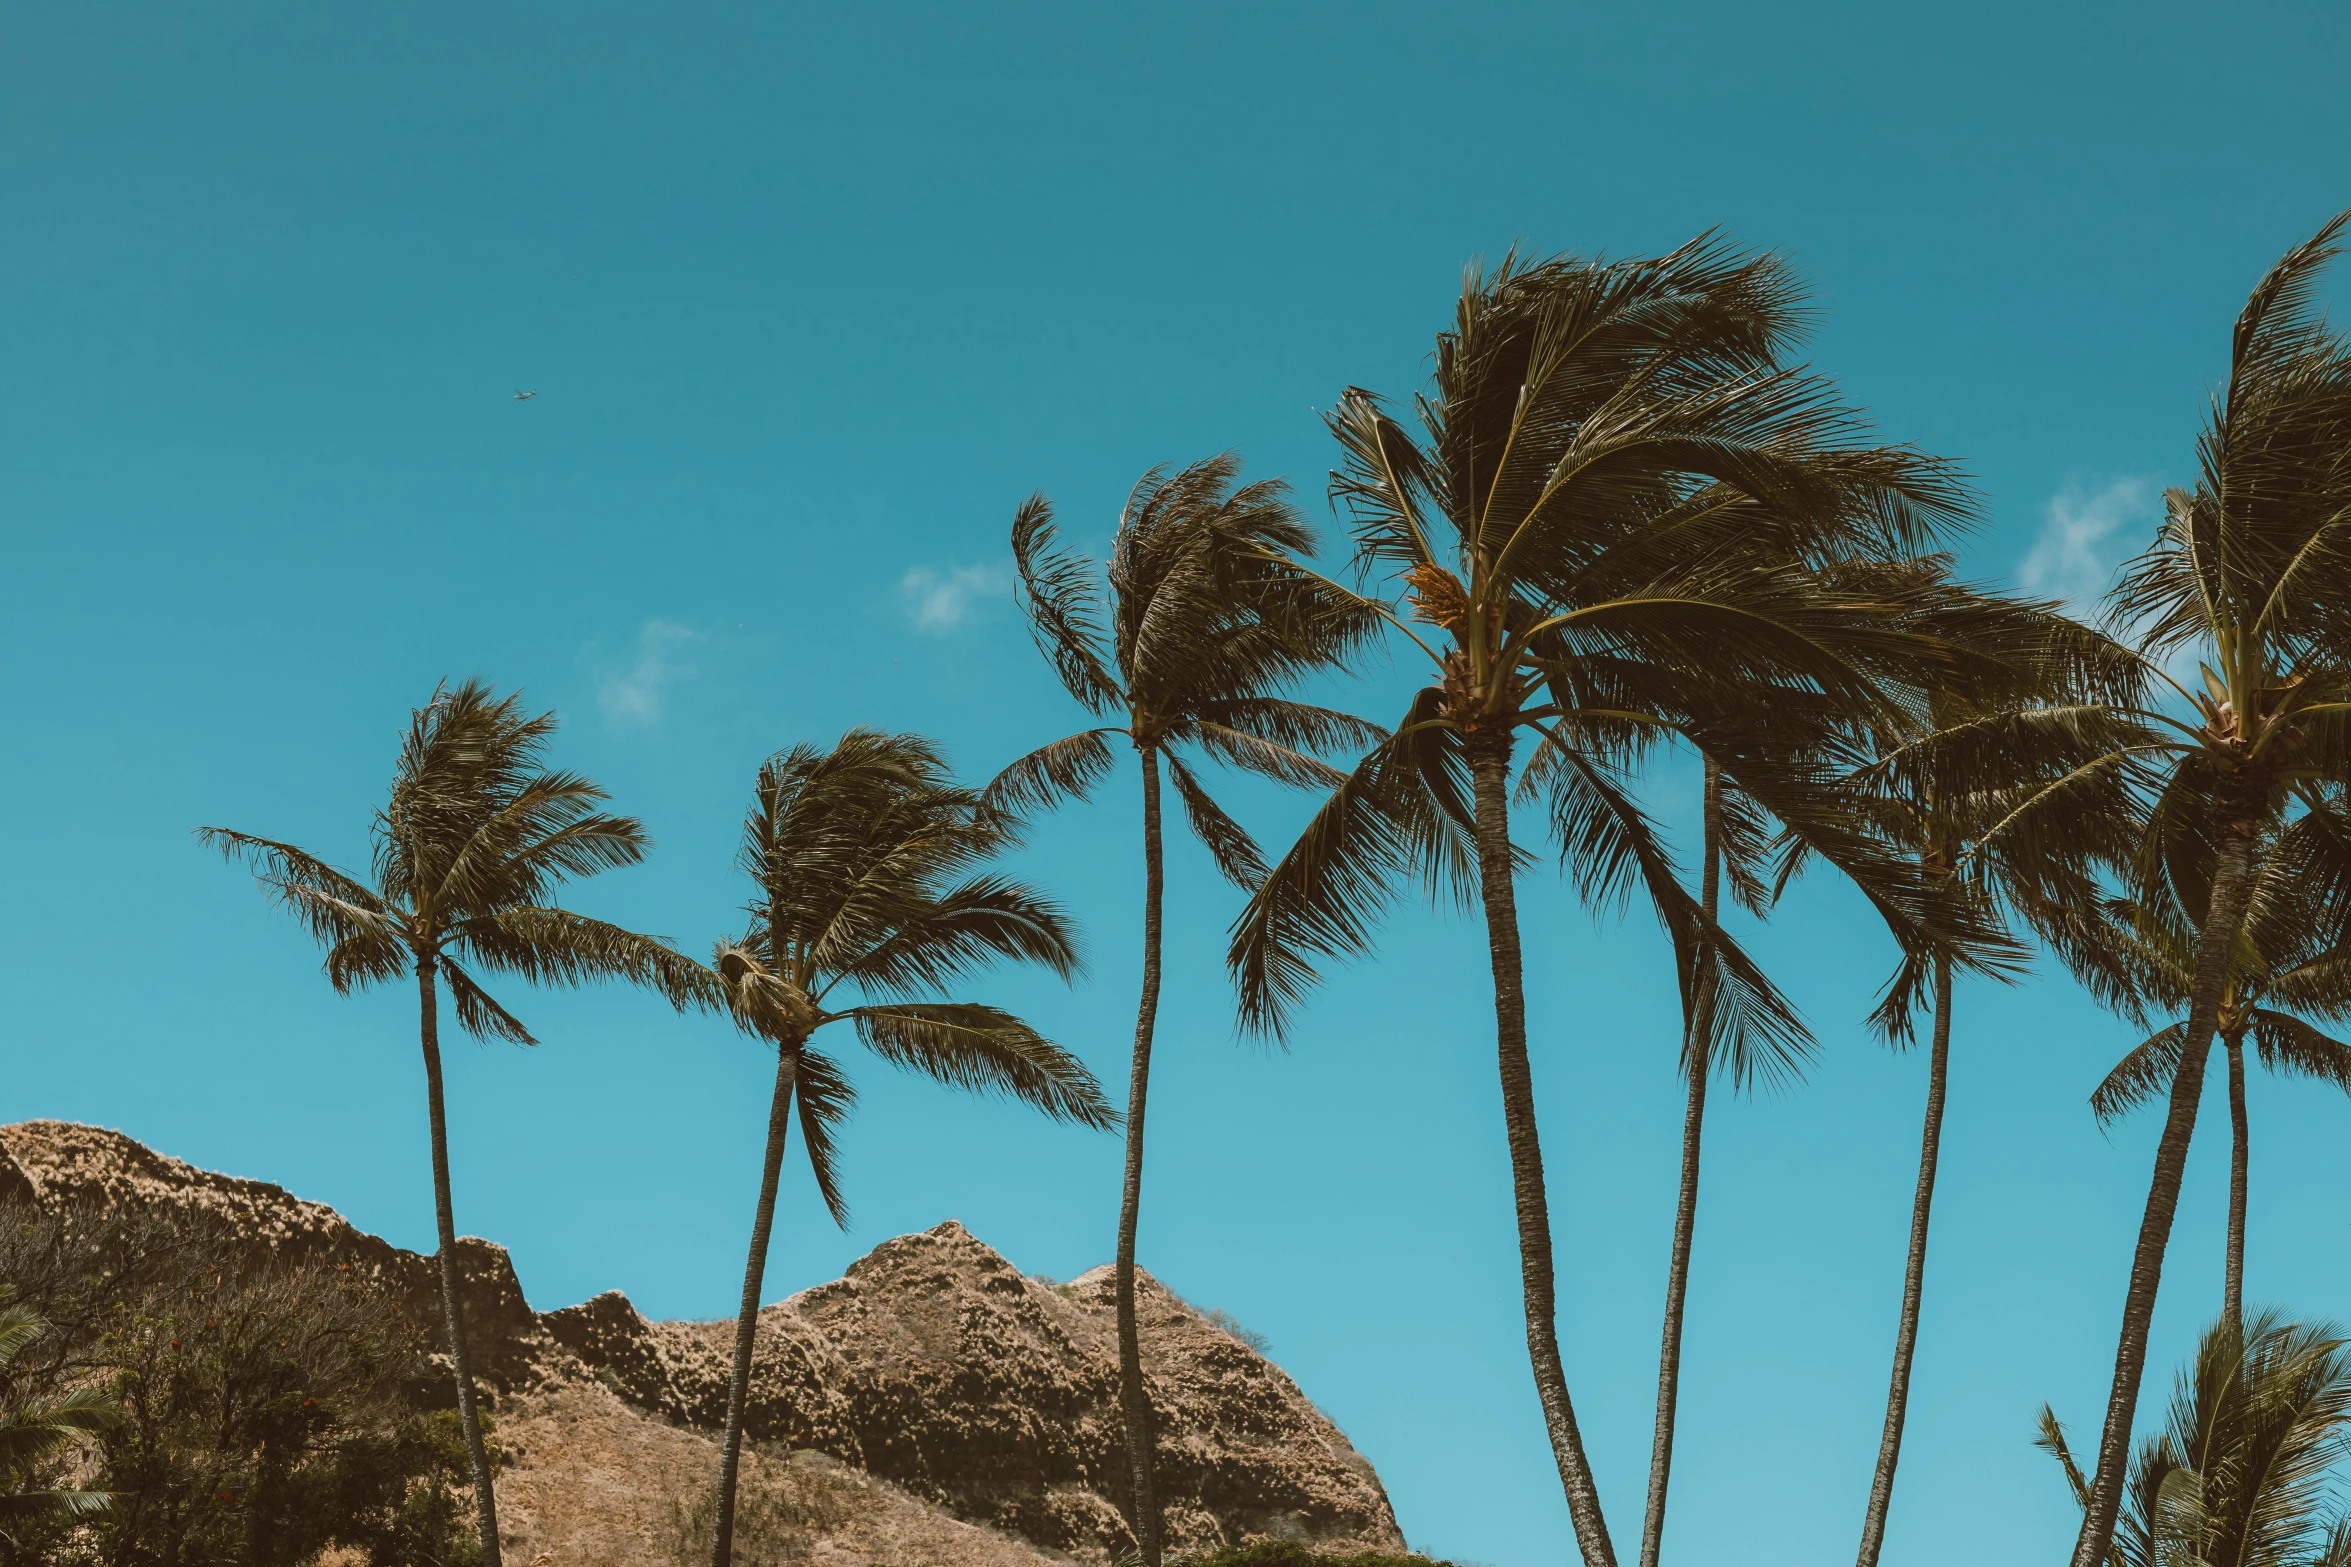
541;1222;1396;1553
0;1120;546;1387
0;1122;1402;1560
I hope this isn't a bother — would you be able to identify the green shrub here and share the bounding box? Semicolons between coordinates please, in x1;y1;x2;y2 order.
0;1200;481;1566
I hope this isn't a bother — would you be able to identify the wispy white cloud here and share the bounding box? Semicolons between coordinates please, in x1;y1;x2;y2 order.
598;619;698;728
2018;476;2159;616
898;562;1011;634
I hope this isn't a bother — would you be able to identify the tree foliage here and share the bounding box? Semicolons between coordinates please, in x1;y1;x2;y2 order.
2042;1313;2351;1567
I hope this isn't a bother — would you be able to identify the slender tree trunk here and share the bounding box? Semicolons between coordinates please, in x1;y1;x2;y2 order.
1640;758;1723;1567
711;1043;800;1567
2223;1034;2247;1329
1115;744;1167;1567
2070;820;2259;1567
416;953;503;1567
1467;729;1617;1567
1854;951;1954;1567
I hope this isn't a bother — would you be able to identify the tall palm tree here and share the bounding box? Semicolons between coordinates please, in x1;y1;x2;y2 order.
1953;212;2351;1567
2072;845;2351;1329
2039;1311;2351;1566
984;456;1379;1567
1825;579;2137;1567
199;679;713;1567
0;1294;115;1546
1225;239;1986;1567
703;728;1116;1567
1634;563;2106;1567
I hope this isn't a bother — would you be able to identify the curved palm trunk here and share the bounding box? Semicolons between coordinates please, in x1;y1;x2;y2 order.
1854;951;1954;1567
2071;822;2258;1567
2223;1035;2247;1329
711;1044;800;1567
416;954;503;1567
1467;730;1617;1567
1639;758;1723;1567
1115;745;1168;1567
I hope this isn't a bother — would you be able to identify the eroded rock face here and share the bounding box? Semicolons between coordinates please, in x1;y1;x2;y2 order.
0;1120;546;1388
0;1122;1402;1559
544;1223;1399;1554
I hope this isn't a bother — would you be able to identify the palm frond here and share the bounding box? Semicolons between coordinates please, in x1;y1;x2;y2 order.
456;909;723;1013
1188;699;1389;761
2249;1010;2351;1094
0;1485;115;1526
1163;752;1268;889
1011;494;1124;715
194;827;397;960
1226;689;1476;1038
793;1044;856;1229
1690;918;1816;1092
1517;726;1679;919
979;729;1121;824
1181;722;1350;791
843;1003;1116;1129
2091;1024;2190;1126
821;874;1081;996
2035;1404;2096;1513
438;957;537;1046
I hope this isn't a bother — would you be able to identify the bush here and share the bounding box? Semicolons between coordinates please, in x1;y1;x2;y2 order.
0;1200;482;1566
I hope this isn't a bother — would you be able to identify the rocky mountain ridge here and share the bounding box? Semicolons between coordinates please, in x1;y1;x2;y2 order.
0;1120;1404;1562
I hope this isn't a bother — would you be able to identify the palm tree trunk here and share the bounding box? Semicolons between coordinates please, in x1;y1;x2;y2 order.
416;952;503;1567
2223;1034;2247;1329
2070;821;2259;1567
1116;744;1167;1567
1854;950;1953;1567
711;1043;799;1567
1639;758;1723;1567
1467;729;1617;1567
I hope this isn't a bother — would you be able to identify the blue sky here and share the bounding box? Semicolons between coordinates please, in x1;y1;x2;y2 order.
4;3;2349;1563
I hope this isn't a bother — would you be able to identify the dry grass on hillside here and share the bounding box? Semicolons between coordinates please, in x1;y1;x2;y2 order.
495;1380;1072;1567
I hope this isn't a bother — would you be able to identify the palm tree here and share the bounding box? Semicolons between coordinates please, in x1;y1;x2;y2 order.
199;679;713;1567
1826;579;2137;1567
1635;563;2107;1567
705;729;1116;1567
1225;239;1986;1567
2072;844;2351;1329
2039;1311;2351;1566
0;1295;115;1547
984;456;1379;1567
1952;212;2351;1567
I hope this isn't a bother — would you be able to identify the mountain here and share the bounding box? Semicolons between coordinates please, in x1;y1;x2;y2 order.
0;1121;1404;1564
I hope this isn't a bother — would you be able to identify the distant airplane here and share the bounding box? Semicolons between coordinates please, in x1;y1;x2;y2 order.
513;388;538;401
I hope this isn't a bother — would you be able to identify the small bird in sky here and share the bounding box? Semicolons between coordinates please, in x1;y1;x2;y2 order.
513;388;538;401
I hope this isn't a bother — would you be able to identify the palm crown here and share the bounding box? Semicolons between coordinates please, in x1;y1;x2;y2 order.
2075;839;2351;1127
1992;213;2351;914
198;678;713;1034
2042;1312;2351;1567
1228;237;2007;1037
716;727;1115;1223
1825;567;2144;1035
985;454;1384;875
